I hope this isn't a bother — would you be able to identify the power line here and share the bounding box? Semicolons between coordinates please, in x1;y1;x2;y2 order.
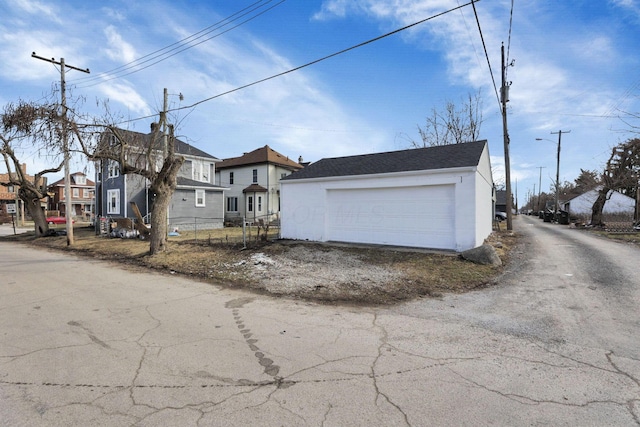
173;1;478;113
114;1;477;127
470;1;500;112
72;0;285;88
505;0;514;76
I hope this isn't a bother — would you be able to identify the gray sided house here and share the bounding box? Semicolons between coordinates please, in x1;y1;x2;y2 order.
280;141;494;252
95;126;226;232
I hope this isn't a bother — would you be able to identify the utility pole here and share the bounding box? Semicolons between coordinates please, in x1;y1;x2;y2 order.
162;88;168;160
32;52;89;246
550;130;570;217
537;166;545;212
500;43;513;230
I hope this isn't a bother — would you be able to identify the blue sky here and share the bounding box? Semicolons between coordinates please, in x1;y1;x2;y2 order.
1;0;639;207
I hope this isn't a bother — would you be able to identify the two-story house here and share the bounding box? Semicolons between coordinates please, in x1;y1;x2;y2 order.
1;163;49;224
95;126;227;231
48;172;95;220
215;145;304;225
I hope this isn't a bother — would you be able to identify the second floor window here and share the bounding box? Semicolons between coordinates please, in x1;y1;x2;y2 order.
107;189;120;214
252;169;258;183
229;172;234;185
108;160;120;178
72;188;79;198
83;189;90;198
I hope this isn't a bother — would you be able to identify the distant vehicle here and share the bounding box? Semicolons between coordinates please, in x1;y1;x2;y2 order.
46;216;74;224
495;212;507;221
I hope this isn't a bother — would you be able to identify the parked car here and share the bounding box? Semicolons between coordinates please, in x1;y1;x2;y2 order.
46;216;74;224
495;211;507;221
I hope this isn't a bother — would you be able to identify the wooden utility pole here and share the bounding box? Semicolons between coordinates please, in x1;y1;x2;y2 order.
501;43;513;230
550;130;570;216
32;52;89;245
537;166;545;212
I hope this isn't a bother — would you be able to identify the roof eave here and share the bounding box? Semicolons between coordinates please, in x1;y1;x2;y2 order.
282;165;478;184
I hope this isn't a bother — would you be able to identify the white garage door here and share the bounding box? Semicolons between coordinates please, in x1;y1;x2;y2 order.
325;185;456;249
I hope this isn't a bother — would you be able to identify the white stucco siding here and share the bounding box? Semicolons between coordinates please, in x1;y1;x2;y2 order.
281;167;488;251
472;144;495;247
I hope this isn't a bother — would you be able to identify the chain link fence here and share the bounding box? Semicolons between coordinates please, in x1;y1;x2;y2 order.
99;214;281;247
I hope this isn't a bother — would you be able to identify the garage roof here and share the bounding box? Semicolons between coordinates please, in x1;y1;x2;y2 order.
282;140;487;180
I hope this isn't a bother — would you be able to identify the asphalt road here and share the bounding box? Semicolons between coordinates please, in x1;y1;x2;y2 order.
1;217;639;426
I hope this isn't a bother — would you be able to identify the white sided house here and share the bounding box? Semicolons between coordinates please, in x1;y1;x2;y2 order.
280;140;494;252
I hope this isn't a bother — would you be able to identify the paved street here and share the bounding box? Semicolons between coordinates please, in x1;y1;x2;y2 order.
1;217;639;426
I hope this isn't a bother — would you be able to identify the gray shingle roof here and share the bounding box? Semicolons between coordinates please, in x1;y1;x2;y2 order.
104;127;218;160
282;140;487;180
176;176;225;189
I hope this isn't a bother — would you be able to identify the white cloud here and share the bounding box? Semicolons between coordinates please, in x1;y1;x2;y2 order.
99;82;152;116
12;0;59;22
103;26;137;63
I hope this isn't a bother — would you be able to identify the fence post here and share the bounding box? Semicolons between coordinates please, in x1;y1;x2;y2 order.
242;217;247;249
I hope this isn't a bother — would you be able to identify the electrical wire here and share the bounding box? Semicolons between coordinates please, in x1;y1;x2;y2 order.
505;0;514;78
113;1;476;126
456;0;484;74
72;0;284;88
470;0;501;111
171;1;477;114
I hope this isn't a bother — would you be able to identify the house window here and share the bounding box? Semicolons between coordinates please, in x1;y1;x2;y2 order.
83;189;89;198
195;189;205;207
192;160;210;183
229;172;234;185
75;175;86;185
227;197;238;212
72;188;79;198
258;196;262;212
108;160;120;178
202;164;210;183
7;185;14;193
280;173;287;179
247;196;253;212
107;189;120;214
252;169;258;183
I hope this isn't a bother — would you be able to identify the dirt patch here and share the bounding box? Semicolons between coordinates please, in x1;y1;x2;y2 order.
3;226;519;305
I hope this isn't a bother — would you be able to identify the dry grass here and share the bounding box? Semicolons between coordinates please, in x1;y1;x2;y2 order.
590;230;640;245
3;224;519;305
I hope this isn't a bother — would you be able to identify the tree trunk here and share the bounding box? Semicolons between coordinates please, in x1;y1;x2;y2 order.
149;180;170;255
148;156;184;255
590;187;609;227
19;187;49;237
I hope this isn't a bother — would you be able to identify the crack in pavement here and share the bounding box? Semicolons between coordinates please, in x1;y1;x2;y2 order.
224;297;283;380
371;312;411;426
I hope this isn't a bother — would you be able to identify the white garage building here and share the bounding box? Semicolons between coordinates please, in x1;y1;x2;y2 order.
280;140;494;252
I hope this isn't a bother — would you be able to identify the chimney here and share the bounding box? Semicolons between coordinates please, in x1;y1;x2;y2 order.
150;122;157;132
21;163;27;174
298;156;303;164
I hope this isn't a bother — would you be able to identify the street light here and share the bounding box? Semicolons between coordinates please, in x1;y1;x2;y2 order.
537;130;570;218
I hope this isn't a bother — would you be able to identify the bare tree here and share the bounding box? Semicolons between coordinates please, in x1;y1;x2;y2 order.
1;101;64;236
84;107;184;255
591;138;640;226
412;91;483;147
